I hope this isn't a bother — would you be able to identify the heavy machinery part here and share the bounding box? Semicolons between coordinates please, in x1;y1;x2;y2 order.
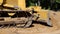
16;17;32;28
46;17;52;26
0;0;3;5
46;11;52;26
0;10;32;28
28;6;52;26
0;0;20;10
0;0;26;10
23;16;32;28
0;25;4;28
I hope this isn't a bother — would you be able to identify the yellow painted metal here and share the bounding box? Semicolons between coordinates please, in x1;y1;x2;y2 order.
0;0;3;5
18;0;26;10
8;13;15;16
37;10;48;20
28;6;48;20
0;0;48;21
4;4;14;8
6;0;26;10
0;0;26;10
35;7;48;20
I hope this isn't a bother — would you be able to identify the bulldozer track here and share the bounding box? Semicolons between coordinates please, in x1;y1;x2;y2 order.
0;23;26;28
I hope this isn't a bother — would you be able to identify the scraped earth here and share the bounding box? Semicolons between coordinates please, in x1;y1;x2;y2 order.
0;11;60;34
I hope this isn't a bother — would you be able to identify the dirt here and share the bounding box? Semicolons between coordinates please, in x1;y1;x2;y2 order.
0;11;60;34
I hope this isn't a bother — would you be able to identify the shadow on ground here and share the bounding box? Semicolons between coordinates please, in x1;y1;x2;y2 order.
32;20;53;27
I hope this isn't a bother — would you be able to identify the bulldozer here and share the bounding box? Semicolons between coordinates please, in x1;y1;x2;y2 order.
0;0;52;28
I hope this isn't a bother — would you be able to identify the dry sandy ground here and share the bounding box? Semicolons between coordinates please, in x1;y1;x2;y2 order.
0;11;60;34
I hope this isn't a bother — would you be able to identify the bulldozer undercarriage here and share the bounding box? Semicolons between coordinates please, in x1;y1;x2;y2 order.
0;0;33;28
0;10;33;28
